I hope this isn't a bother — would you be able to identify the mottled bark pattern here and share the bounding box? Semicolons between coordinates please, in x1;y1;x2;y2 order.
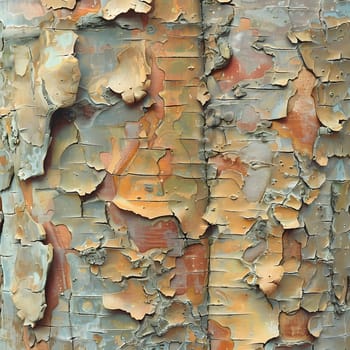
0;0;349;349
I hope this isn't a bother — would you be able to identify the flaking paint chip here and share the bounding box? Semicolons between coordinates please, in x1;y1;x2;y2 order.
102;0;152;20
41;0;76;9
102;279;156;320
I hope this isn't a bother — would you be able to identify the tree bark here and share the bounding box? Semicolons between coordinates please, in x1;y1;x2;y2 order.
0;0;349;349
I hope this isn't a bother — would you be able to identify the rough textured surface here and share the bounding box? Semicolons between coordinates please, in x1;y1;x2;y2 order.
0;0;349;349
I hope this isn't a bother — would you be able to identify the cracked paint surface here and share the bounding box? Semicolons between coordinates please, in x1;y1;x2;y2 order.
0;0;349;349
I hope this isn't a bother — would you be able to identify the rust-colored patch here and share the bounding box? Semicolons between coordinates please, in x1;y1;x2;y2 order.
171;242;208;307
272;68;319;157
100;136;140;175
56;0;101;21
158;149;173;182
41;223;71;325
280;309;313;342
210;154;248;177
282;230;301;273
215;56;273;92
107;202;183;254
208;320;234;350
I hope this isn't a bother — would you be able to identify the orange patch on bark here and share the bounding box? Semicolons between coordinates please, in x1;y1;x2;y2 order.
100;137;139;175
133;219;180;253
283;231;301;261
272;68;319;157
103;279;156;320
210;154;248;177
107;203;183;255
54;0;101;21
0;155;8;166
19;180;34;215
158;149;173;182
34;342;49;350
69;0;101;21
40;223;72;326
171;241;209;306
208;320;234;350
279;309;313;342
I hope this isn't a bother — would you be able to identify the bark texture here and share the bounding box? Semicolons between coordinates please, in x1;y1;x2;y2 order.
0;0;349;349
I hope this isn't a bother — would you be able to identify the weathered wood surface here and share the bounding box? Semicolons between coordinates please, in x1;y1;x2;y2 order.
0;0;349;349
